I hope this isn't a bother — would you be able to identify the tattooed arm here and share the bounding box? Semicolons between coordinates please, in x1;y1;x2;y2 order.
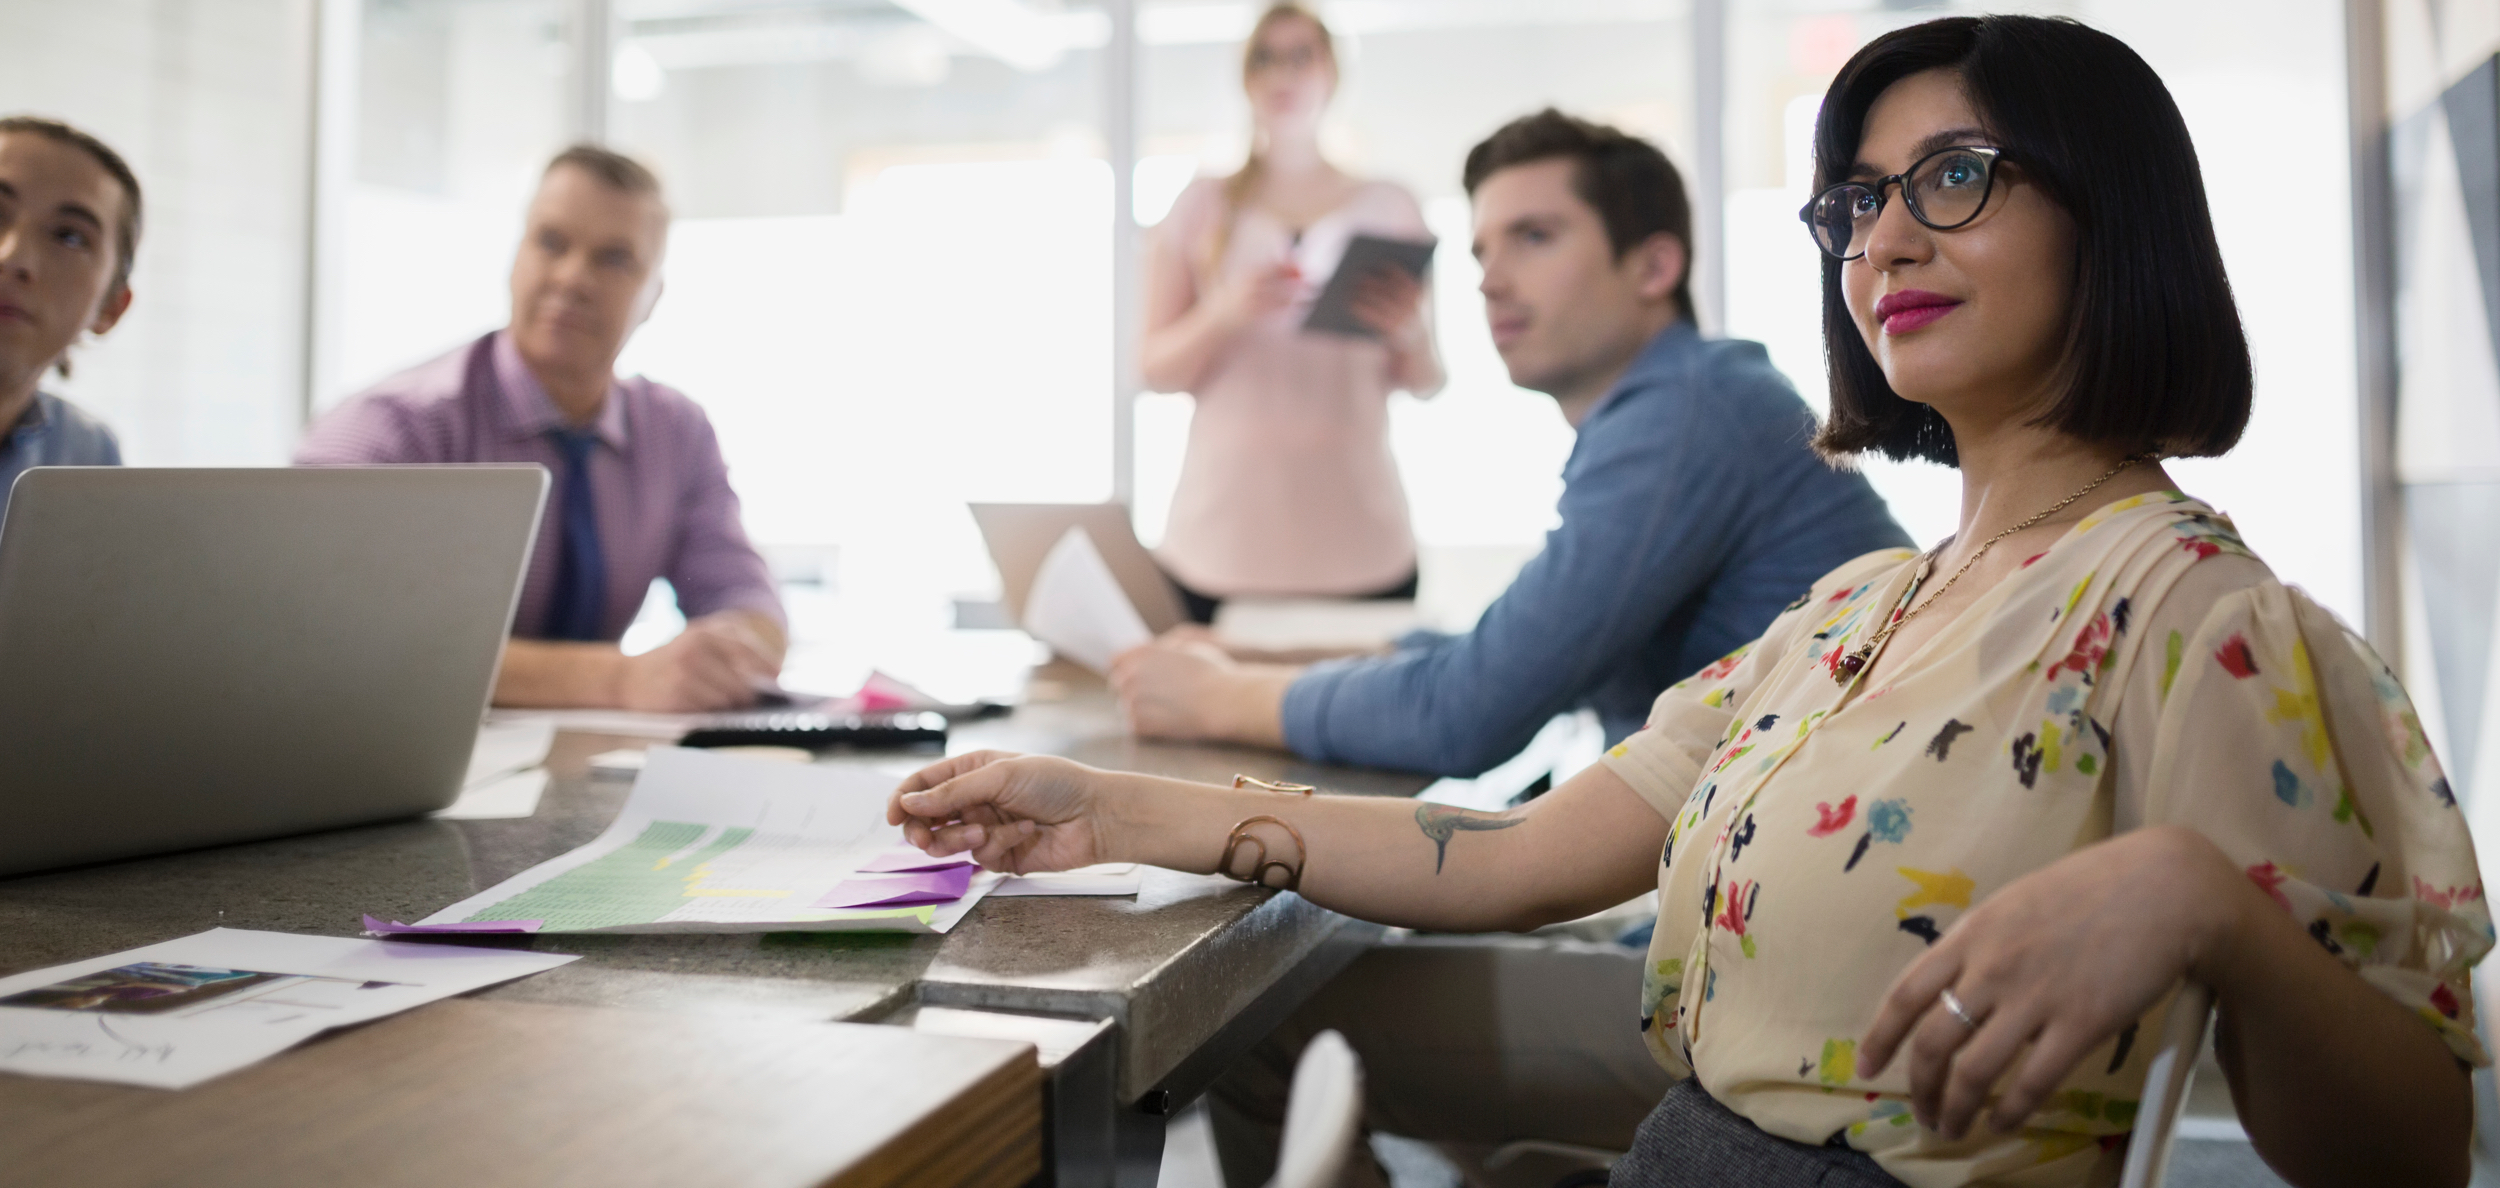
888;751;1667;933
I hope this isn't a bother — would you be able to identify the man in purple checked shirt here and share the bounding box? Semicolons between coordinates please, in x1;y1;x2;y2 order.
297;146;783;712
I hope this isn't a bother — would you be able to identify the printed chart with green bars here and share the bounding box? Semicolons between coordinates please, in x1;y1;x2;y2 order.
467;822;761;932
417;747;996;935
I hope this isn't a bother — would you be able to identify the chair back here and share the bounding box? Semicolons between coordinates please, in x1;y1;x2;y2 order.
1267;1030;1366;1188
2117;981;2215;1188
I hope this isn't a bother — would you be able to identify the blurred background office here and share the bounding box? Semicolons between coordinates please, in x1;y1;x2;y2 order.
0;0;2414;627
3;0;2497;1097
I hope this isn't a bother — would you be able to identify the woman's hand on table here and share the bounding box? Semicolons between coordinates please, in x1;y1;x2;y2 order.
1857;825;2255;1139
888;751;1111;874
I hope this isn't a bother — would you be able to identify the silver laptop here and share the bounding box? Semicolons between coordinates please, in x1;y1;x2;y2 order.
967;502;1187;635
0;466;546;876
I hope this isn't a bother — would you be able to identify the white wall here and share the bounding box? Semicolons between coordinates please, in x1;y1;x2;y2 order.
0;0;311;466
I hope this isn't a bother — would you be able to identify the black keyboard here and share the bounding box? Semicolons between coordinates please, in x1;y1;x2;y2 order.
677;710;949;751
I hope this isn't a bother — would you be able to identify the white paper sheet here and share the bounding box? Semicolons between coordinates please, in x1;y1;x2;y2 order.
0;929;575;1089
991;863;1145;897
1022;526;1152;673
431;767;550;820
416;748;1000;935
1212;598;1422;652
484;707;705;740
588;749;648;777
464;719;557;786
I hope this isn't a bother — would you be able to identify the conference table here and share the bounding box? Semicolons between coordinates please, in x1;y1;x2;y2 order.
0;662;1431;1187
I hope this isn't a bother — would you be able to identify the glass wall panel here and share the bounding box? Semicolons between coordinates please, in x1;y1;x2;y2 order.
608;0;1114;623
0;0;310;466
1720;0;2361;626
2385;0;2500;888
332;0;572;407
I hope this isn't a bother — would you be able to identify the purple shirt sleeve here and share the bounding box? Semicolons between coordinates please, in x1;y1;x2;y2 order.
655;396;784;629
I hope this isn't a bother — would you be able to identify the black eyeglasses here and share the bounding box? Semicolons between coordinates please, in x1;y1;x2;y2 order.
1798;146;2007;260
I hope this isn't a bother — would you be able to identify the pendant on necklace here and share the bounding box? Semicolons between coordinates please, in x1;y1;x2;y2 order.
1834;647;1871;685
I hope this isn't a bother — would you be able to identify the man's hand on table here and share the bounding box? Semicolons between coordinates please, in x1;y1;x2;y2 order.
1108;630;1296;749
616;612;785;711
493;610;786;712
1158;622;1388;667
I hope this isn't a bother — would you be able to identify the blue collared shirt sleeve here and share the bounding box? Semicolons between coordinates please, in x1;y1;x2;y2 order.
1281;376;1768;777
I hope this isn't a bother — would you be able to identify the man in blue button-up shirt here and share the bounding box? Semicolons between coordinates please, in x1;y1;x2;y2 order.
1112;110;1910;778
0;116;138;523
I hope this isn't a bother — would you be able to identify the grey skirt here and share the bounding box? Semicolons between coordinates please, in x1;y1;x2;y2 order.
1606;1080;1906;1188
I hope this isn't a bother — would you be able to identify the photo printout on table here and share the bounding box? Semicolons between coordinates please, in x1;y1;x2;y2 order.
0;929;575;1089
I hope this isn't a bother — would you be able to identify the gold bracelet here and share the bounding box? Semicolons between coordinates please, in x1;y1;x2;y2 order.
1219;815;1307;892
1233;775;1315;796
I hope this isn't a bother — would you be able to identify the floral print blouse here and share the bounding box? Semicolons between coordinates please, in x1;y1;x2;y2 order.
1600;491;2490;1188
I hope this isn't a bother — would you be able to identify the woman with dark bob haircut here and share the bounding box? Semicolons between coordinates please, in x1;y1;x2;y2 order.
886;15;2487;1187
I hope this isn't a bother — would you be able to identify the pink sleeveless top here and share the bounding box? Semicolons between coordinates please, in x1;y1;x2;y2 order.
1152;177;1432;598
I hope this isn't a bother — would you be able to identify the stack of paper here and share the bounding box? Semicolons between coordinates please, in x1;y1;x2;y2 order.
482;706;705;741
406;748;1002;934
995;863;1145;897
0;929;574;1088
1213;598;1422;653
1022;526;1152;673
432;719;557;820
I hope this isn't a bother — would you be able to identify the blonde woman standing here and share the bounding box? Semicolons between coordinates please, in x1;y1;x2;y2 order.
1142;3;1445;624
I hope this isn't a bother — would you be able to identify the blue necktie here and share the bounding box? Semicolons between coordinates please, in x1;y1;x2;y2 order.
544;428;607;641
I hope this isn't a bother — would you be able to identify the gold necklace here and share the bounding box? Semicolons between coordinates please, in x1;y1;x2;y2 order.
1833;455;2148;686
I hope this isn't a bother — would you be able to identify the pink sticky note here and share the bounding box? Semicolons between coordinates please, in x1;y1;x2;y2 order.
856;687;913;712
859;670;938;711
858;848;980;874
815;866;976;909
361;914;544;936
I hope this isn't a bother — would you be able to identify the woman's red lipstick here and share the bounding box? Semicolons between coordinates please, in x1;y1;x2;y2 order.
1875;290;1960;335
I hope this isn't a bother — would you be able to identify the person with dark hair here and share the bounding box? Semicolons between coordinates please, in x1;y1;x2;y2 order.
1142;2;1445;623
890;18;2486;1188
0;115;142;521
1112;107;1906;780
298;145;785;712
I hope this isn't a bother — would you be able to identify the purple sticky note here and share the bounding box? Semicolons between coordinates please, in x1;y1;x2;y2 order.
815;866;976;909
361;914;544;936
858;848;980;874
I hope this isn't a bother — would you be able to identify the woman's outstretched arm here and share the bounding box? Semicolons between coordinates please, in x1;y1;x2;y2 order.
888;751;1667;935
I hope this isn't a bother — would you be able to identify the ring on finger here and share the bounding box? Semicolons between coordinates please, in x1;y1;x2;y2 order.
1938;987;1982;1030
